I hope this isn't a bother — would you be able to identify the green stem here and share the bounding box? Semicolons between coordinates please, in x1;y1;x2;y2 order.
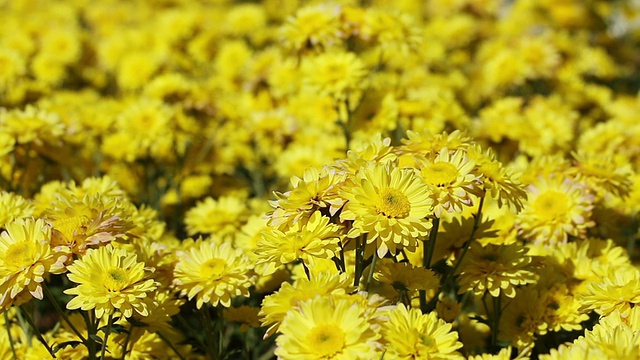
420;217;440;313
100;314;113;360
424;194;486;312
301;260;311;281
120;323;133;360
4;312;17;360
365;253;378;292
158;331;187;360
354;235;365;287
491;295;502;350
17;306;55;358
42;283;87;344
217;306;224;359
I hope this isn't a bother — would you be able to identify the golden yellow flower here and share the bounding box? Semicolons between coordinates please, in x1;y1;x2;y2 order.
0;192;34;228
0;218;66;310
302;51;367;100
281;4;343;51
275;295;380;360
65;244;158;318
340;161;433;258
579;266;640;317
381;303;463;360
173;239;255;308
184;195;249;238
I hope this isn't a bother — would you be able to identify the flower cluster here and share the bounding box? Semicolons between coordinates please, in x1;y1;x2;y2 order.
0;0;639;359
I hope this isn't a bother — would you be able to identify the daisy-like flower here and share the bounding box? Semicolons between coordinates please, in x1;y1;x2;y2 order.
374;261;439;304
516;175;595;245
400;130;472;158
281;4;343;51
417;148;481;217
381;303;464;360
302;51;367;100
184;195;249;238
340;161;433;258
0;218;66;310
456;242;537;298
0;191;34;228
542;284;589;332
173;239;255;308
64;244;157;318
268;166;346;228
256;211;343;275
567;150;633;198
498;286;547;348
275;295;379;360
260;272;354;337
579;266;640;317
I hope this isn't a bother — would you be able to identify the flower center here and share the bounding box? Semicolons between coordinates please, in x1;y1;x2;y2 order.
423;162;459;187
5;241;35;270
377;187;411;219
103;268;129;291
201;258;227;279
308;324;345;357
533;190;569;221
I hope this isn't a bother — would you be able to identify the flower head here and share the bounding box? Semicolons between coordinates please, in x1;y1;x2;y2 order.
64;244;158;318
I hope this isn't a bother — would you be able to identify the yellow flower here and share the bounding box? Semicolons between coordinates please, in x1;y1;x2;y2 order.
224;305;261;332
275;295;380;360
0;218;66;310
374;260;439;304
456;243;537;298
184;195;249;238
302;51;367;100
173;239;255;308
498;286;547;348
417;148;481;217
0;105;65;146
257;211;342;274
381;303;463;360
516;175;595;245
579;266;640;317
340;161;433;258
64;244;157;318
568;150;633;198
0;192;34;228
260;272;354;337
281;4;343;51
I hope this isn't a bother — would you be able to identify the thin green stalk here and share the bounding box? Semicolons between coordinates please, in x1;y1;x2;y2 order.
354;235;364;287
100;314;114;360
301;261;311;281
425;194;486;312
42;282;87;343
199;306;216;358
158;331;187;360
420;217;440;313
217;306;224;359
365;253;378;292
18;306;55;358
120;323;133;360
491;295;502;349
4;312;17;360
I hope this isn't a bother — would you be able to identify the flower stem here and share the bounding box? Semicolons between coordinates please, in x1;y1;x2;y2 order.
491;295;502;350
158;331;187;360
18;306;55;358
365;253;378;292
420;216;440;313
4;312;17;360
425;194;486;312
120;323;133;360
42;282;87;344
100;314;113;360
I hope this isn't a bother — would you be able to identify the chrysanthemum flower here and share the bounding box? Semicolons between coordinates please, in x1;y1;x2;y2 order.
302;51;367;100
579;266;640;317
516;175;595;245
498;286;547;348
340;161;433;258
260;272;354;337
567;150;633;198
0;218;66;310
417;148;481;217
456;243;537;298
580;312;640;359
184;195;249;238
64;244;157;318
374;261;439;303
381;303;464;360
257;211;342;274
281;4;343;51
542;284;589;332
173;239;255;308
268;166;346;228
275;295;380;360
0;192;34;228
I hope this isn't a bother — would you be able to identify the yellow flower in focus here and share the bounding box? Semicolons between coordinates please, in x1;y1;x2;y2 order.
64;244;157;318
0;218;66;310
257;211;342;274
275;295;380;360
184;195;248;238
340;161;433;258
417;148;481;217
381;303;464;360
260;272;354;337
456;243;537;298
173;239;255;308
517;176;595;245
579;266;640;317
302;51;367;100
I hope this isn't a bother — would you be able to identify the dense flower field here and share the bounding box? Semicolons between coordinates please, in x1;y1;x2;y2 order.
1;0;640;359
